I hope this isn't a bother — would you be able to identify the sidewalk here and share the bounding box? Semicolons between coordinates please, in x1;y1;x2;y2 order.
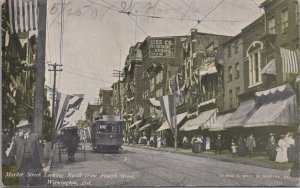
125;144;294;170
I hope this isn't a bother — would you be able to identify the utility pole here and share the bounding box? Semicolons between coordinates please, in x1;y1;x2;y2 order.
48;63;63;148
113;70;123;119
34;0;47;135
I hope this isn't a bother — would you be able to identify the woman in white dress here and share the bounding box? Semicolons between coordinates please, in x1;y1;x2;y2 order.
275;135;289;163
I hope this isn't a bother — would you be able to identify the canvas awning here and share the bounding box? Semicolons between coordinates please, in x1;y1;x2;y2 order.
156;112;187;132
261;59;276;75
199;62;217;77
244;84;298;127
138;123;152;131
224;100;256;128
198;98;216;108
180;109;217;131
209;113;233;131
129;120;143;129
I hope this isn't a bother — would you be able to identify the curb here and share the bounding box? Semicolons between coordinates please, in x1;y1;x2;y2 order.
124;144;292;171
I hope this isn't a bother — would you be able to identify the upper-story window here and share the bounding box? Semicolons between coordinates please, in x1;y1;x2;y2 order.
268;17;275;34
229;89;233;109
235;62;240;79
228;45;231;58
282;8;288;33
296;2;299;25
236;87;240;106
247;41;263;87
234;40;239;54
228;66;233;82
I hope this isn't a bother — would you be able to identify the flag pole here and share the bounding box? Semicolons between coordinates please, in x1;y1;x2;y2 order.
174;94;177;151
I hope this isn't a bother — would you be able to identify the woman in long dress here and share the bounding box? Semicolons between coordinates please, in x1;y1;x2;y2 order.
275;135;288;163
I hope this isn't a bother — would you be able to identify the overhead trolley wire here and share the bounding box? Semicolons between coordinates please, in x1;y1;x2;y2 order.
190;0;225;32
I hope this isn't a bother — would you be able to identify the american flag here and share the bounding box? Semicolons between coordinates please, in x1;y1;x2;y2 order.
280;47;299;74
8;0;38;33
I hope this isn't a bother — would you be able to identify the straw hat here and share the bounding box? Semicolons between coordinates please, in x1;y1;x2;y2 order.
16;120;32;129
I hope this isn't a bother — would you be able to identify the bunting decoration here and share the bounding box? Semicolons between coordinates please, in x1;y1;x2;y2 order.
159;95;176;134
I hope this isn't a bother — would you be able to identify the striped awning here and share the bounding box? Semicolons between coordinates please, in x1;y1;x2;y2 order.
244;84;298;127
129;120;143;129
225;100;255;129
209;113;233;131
180;109;217;131
156;112;187;132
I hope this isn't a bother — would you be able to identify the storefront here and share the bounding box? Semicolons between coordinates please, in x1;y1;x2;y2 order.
244;84;299;150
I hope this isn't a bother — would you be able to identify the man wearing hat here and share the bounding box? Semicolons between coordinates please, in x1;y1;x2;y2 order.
266;133;277;161
6;120;43;186
246;134;256;158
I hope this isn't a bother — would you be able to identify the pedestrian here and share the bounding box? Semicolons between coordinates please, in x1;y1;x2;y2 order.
266;133;277;161
237;136;246;157
157;135;161;148
246;134;256;158
62;128;79;162
215;135;222;154
290;129;299;177
182;136;189;149
231;143;237;157
206;136;211;150
275;134;289;163
5;120;44;186
200;135;206;152
191;136;197;153
286;132;295;162
196;135;203;153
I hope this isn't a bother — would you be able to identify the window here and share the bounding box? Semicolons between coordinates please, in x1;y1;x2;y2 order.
268;17;275;34
234;40;239;54
228;66;233;81
228;45;231;57
296;2;299;25
229;89;233;109
282;9;288;33
236;87;240;106
235;63;240;79
247;41;263;87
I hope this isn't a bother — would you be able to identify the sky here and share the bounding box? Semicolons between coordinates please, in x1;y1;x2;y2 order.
44;0;265;120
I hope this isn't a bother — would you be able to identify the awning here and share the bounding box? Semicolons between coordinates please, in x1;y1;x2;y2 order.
180;109;217;131
129;120;143;129
261;59;276;75
199;62;217;77
198;98;216;108
244;84;298;127
209;113;233;131
139;123;152;131
225;100;256;128
156;112;187;132
149;98;161;109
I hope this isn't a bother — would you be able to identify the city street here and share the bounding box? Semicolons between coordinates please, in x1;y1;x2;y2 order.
48;145;299;187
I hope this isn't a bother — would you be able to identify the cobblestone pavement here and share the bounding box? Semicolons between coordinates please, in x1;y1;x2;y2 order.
47;144;299;187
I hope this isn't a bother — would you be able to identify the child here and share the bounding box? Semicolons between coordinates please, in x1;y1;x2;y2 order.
231;143;237;156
